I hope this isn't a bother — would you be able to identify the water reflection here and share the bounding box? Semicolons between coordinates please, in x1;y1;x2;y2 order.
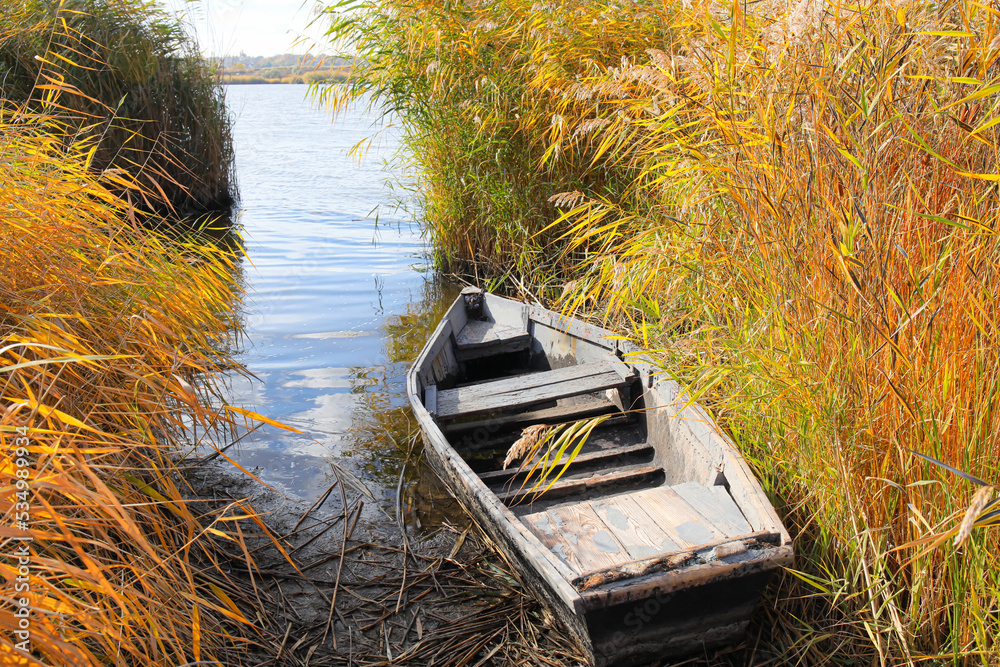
219;85;463;531
339;278;463;529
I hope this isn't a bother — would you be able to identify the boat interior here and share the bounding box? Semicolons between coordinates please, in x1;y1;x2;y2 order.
415;290;781;581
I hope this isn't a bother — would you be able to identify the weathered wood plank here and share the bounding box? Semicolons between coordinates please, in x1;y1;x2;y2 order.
571;530;784;592
484;294;529;333
497;464;662;506
590;495;681;560
671;482;753;538
457;337;531;361
445;293;469;338
442;394;619;437
456;320;529;349
416;319;453;387
424;384;437;416
656;379;791;542
524;504;630;574
529;305;618;351
577;541;793;611
629;486;726;548
437;361;632;419
457;363;611;397
478;443;653;484
451;414;633;456
455;318;531;361
431;339;459;384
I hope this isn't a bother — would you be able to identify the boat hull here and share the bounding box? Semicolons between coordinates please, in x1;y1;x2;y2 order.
408;291;793;666
421;432;781;665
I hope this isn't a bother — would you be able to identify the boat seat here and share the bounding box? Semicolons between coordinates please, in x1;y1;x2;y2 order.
522;483;754;576
479;441;653;484
497;463;662;505
434;360;635;420
441;392;622;437
455;320;530;361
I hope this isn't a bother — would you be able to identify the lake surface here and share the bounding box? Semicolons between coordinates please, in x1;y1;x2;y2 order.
221;84;458;525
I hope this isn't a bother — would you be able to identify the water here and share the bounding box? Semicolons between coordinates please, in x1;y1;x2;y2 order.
221;84;458;523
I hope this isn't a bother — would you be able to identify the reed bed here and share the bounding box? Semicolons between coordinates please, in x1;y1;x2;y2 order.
324;0;1000;661
0;0;236;223
0;87;273;662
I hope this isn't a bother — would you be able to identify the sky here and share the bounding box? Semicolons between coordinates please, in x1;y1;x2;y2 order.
162;0;332;57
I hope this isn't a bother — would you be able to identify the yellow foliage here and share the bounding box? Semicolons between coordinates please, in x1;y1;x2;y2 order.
328;0;1000;658
0;83;266;667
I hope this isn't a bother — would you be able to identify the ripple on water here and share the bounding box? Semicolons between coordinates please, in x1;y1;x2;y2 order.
217;85;462;531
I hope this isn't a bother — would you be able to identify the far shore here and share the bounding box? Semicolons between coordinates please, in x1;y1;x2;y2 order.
221;71;352;85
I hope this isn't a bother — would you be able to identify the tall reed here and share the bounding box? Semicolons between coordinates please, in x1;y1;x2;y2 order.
0;0;236;224
0;82;269;664
322;0;1000;660
316;0;642;280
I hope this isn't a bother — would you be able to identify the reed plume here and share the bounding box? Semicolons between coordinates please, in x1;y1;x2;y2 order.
503;424;553;469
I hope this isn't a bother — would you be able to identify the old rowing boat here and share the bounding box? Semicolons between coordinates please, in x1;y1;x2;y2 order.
406;287;792;666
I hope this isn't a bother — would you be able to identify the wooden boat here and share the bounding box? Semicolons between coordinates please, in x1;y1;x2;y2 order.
406;288;793;666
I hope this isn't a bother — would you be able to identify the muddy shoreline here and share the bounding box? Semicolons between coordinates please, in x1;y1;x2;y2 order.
182;452;587;666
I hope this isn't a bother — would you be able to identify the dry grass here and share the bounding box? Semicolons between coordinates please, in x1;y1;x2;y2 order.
323;0;1000;661
208;474;588;667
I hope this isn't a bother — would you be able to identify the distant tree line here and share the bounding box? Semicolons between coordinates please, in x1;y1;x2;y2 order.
215;53;354;85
